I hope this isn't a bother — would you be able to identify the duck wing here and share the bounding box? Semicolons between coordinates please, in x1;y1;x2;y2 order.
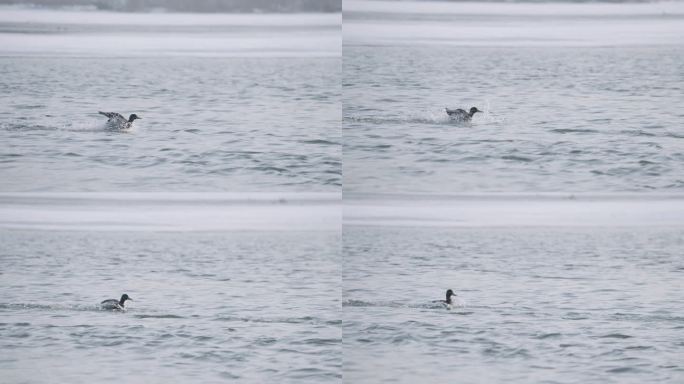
445;108;467;117
98;111;125;121
101;299;124;310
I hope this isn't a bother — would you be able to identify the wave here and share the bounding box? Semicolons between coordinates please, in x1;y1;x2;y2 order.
342;299;468;310
213;315;334;325
346;115;451;126
0;121;130;133
0;302;135;313
597;333;633;339
299;139;340;145
346;111;503;126
550;128;599;134
134;314;184;319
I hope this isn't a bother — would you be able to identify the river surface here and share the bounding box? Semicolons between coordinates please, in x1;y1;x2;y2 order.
0;193;341;383
343;196;684;383
2;2;684;383
0;9;341;191
343;1;684;193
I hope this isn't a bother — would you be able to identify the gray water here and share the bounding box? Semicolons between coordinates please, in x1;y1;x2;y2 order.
343;3;684;194
341;3;684;383
1;57;340;191
0;228;341;383
0;10;341;191
343;225;684;383
3;2;684;383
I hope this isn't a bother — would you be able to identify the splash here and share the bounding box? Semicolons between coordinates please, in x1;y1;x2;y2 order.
0;120;134;133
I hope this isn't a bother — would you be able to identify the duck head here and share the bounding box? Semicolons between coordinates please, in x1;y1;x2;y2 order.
469;107;481;116
446;289;455;303
119;294;133;305
128;114;141;123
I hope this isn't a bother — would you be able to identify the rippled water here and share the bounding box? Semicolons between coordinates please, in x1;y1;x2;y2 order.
0;224;340;383
343;224;684;383
343;2;684;193
3;2;684;383
0;10;341;191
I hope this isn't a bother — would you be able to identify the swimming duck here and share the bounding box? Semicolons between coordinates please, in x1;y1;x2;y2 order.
98;111;141;130
101;294;132;311
446;107;480;121
440;289;457;310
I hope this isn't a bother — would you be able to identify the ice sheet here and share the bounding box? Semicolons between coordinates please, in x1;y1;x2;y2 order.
0;192;341;231
344;1;684;46
0;8;341;57
345;193;684;227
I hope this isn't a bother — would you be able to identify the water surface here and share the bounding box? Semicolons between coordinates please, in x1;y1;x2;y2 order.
343;1;684;193
0;9;341;191
0;194;341;383
343;223;684;383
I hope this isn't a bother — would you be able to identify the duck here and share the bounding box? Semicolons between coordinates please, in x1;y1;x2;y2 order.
101;293;132;311
439;289;457;310
98;111;141;130
445;107;480;121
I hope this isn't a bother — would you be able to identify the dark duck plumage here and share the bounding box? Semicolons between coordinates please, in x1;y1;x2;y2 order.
439;289;457;310
101;293;132;310
446;107;481;121
99;111;141;130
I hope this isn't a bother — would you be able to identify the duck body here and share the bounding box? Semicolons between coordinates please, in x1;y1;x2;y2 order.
446;107;480;122
101;293;132;311
98;111;141;130
439;289;456;310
